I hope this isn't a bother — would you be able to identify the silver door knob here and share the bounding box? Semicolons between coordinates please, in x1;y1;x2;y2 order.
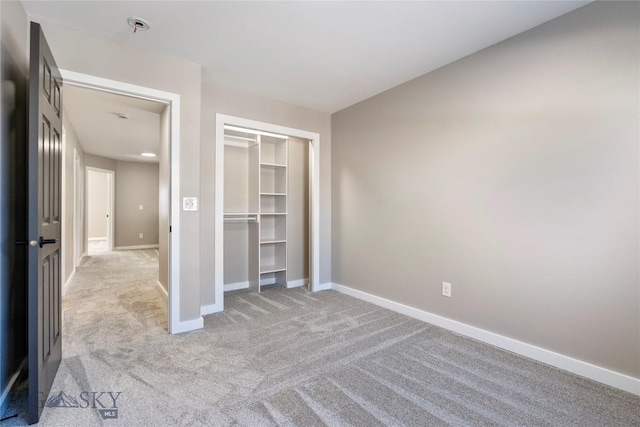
16;240;42;247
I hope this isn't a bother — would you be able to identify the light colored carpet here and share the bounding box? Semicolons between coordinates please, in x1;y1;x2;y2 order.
2;249;639;426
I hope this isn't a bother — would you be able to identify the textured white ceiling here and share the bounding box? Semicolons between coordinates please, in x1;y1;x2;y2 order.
64;85;164;163
22;1;592;113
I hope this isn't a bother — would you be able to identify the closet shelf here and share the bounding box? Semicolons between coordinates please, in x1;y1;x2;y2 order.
260;265;287;274
260;213;287;216
260;192;286;196
260;239;286;245
260;162;287;168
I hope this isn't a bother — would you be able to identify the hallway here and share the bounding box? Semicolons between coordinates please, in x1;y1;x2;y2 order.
64;249;166;347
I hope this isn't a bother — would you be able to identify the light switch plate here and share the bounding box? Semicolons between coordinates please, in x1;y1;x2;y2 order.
139;204;144;210
183;197;198;211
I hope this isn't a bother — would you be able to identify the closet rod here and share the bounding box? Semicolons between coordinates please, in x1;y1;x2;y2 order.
224;218;259;223
224;135;256;142
224;215;259;223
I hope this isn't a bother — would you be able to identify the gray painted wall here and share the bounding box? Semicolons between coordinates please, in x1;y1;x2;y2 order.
200;80;331;308
0;0;28;413
114;161;159;248
331;1;639;378
85;154;159;248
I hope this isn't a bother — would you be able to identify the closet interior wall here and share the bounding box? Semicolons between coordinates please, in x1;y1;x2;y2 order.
286;137;310;286
223;134;258;290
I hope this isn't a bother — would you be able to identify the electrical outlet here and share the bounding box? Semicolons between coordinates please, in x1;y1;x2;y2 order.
139;233;143;239
442;282;452;298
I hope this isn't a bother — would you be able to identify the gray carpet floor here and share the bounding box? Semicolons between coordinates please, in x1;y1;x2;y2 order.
2;249;639;426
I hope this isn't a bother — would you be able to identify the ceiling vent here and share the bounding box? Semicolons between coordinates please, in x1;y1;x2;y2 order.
127;17;151;33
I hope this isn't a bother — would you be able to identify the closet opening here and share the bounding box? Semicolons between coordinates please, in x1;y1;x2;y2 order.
222;125;310;293
212;114;321;314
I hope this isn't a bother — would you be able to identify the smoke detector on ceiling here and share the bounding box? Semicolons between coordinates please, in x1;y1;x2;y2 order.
127;17;151;32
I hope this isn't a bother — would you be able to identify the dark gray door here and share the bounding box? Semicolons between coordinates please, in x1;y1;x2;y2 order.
27;21;62;424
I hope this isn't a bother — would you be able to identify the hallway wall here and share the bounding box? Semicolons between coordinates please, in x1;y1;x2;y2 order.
62;110;85;284
115;160;159;248
84;154;160;249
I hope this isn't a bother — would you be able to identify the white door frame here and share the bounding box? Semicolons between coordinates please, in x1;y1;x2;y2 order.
212;114;320;313
85;166;114;252
61;127;67;287
60;70;182;334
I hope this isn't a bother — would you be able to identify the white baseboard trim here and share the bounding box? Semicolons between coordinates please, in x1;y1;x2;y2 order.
313;282;332;291
0;357;26;416
224;281;250;292
63;268;76;297
287;278;308;288
171;316;204;334
114;244;159;250
88;237;106;241
201;303;223;316
156;281;168;298
330;282;640;396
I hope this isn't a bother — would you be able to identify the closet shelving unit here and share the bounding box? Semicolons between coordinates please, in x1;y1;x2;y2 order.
223;126;288;292
258;134;288;290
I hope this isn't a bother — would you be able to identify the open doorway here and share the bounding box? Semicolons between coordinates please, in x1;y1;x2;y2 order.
85;167;114;255
60;70;182;333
